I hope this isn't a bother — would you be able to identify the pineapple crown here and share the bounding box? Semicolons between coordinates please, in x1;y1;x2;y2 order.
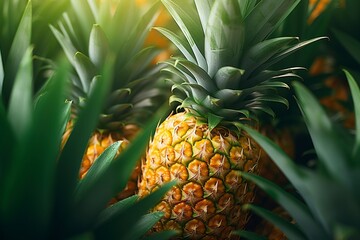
159;0;324;130
51;0;169;129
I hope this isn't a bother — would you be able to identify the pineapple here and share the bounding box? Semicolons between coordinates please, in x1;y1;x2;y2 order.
0;1;177;238
52;0;168;200
138;0;323;239
240;70;360;240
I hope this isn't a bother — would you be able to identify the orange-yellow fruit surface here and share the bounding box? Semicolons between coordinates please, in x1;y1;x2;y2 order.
138;112;261;239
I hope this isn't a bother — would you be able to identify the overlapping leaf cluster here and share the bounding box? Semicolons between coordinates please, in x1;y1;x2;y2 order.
238;70;360;240
0;1;176;239
159;0;324;130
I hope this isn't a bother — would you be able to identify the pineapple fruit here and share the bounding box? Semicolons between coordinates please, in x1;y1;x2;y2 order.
52;0;169;201
138;0;323;239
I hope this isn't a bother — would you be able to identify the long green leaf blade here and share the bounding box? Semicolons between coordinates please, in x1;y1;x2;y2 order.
53;58;114;236
205;0;244;77
96;195;139;227
162;0;207;70
94;181;175;239
244;0;300;47
68;105;169;233
2;0;32;103
89;24;109;68
122;212;164;240
0;50;4;93
75;141;122;203
0;98;14;202
2;60;69;239
241;172;324;239
343;70;360;159
292;81;351;186
244;204;307;240
7;47;33;140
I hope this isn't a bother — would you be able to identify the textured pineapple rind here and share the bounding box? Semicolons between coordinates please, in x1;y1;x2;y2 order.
139;112;261;239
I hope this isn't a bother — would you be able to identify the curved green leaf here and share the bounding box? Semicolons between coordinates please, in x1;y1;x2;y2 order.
74;52;96;93
54;58;114;233
177;59;217;93
205;0;244;77
293;81;351;186
7;47;33;140
122;212;164;240
75;141;122;203
3;0;32;103
96;195;138;227
241;172;324;239
155;27;196;63
89;24;109;68
2;60;70;239
193;0;214;32
241;37;298;81
344;70;360;159
214;66;244;89
0;50;3;93
94;181;176;239
162;0;207;70
244;204;307;240
244;0;300;47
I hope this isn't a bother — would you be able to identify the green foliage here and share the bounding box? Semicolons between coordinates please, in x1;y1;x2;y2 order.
241;70;360;240
50;0;168;129
0;2;174;238
160;0;323;128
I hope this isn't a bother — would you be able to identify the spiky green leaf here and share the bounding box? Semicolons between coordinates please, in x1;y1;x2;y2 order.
89;24;109;68
74;52;96;93
69;105;169;232
241;37;298;81
7;47;33;140
94;181;176;239
122;212;165;240
194;0;214;32
96;195;138;227
155;27;196;63
75;141;122;203
344;70;360;159
241;172;324;239
162;0;207;70
2;0;32;103
205;0;244;77
244;0;300;47
244;204;307;240
53;59;113;234
214;66;244;89
0;50;4;93
293;81;351;187
1;60;69;239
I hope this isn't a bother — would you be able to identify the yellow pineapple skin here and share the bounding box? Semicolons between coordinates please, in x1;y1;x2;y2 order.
62;121;142;202
138;112;261;239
